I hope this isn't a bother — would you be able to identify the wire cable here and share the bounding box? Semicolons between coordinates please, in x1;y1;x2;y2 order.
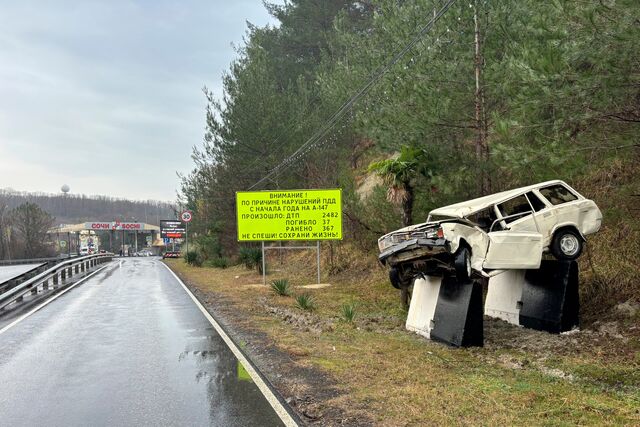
248;0;458;190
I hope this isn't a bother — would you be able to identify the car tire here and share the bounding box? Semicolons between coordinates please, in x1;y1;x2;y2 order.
551;229;583;260
454;246;471;282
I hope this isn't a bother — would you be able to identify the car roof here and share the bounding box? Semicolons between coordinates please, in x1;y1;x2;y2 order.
428;180;571;219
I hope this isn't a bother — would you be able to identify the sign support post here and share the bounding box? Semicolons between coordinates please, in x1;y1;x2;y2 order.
317;241;320;284
262;241;266;286
180;210;193;254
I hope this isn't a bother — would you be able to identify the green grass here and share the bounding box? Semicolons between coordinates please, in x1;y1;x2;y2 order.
295;293;316;311
340;302;357;323
270;279;292;296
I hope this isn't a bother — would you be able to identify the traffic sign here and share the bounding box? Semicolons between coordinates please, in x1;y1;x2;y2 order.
60;240;67;248
180;210;193;223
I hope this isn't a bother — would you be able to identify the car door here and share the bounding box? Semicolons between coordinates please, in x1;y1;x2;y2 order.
483;230;543;269
483;195;543;269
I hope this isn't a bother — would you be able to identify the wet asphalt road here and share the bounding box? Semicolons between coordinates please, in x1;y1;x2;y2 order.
0;258;284;427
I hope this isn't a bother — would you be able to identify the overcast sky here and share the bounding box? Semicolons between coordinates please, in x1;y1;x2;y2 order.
0;0;277;201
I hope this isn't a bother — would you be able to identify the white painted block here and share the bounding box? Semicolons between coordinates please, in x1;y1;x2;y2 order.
406;275;442;339
485;269;525;325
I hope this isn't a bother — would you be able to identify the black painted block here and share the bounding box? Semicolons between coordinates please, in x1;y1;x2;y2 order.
430;277;484;347
520;260;579;333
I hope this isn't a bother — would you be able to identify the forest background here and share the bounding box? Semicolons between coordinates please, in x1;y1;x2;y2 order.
179;0;639;313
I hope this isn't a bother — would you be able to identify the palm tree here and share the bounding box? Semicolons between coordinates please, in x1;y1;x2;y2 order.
368;145;427;227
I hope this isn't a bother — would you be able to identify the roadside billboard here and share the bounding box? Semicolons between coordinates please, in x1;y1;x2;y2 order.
236;189;342;241
160;220;185;239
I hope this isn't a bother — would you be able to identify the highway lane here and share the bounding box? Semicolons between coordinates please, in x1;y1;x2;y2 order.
0;258;285;426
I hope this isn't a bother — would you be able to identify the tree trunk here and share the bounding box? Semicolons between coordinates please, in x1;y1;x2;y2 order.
474;1;491;195
401;185;414;227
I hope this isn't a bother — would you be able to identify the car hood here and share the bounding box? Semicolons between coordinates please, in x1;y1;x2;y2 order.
379;218;470;241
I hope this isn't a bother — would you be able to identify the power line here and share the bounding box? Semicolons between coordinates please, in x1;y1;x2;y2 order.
249;0;458;190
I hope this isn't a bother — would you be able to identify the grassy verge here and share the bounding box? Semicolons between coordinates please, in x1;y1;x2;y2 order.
166;254;640;426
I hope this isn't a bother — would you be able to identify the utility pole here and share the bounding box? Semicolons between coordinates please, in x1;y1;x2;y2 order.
474;0;490;195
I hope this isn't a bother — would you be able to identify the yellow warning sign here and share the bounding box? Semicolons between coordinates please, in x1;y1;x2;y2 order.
236;189;342;241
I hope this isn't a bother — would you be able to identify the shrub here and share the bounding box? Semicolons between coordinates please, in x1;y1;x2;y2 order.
205;257;229;269
184;250;202;267
271;279;292;296
239;246;263;274
196;234;223;260
341;303;357;323
295;293;316;311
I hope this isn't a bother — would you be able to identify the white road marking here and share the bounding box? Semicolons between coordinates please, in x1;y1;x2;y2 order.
161;263;298;427
0;265;109;336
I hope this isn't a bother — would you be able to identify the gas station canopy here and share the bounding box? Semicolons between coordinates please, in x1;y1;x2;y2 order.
50;222;160;233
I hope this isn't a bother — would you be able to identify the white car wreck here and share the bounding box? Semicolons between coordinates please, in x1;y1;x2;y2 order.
378;180;602;288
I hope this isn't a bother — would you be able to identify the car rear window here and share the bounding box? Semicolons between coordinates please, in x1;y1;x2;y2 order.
539;184;578;205
497;195;532;223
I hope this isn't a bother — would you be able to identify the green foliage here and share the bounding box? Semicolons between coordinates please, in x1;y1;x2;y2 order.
271;279;292;297
195;234;223;261
340;302;357;323
238;247;263;274
295;293;316;311
205;257;230;269
184;250;202;267
179;0;640;280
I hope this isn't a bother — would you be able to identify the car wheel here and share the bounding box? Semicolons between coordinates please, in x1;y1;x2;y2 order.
389;267;412;290
551;229;583;260
454;246;471;282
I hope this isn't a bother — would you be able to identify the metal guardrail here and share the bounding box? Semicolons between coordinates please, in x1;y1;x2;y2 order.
0;253;114;311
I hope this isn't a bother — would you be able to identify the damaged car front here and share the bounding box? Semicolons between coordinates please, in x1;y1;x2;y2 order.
378;216;482;288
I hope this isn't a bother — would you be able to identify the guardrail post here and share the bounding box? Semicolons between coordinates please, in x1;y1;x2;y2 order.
81;262;85;272
54;273;59;286
43;279;49;290
31;285;38;295
63;268;68;280
74;264;79;274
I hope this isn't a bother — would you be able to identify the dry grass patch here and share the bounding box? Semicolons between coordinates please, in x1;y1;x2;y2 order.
166;250;640;426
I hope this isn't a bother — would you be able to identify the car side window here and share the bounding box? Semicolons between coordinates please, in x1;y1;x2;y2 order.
466;207;497;232
526;191;546;212
539;184;578;205
497;195;532;224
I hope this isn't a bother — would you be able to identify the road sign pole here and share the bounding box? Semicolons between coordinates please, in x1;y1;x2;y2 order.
262;241;266;286
317;241;321;284
185;222;188;254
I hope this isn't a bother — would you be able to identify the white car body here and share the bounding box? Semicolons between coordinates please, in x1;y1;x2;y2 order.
378;180;602;281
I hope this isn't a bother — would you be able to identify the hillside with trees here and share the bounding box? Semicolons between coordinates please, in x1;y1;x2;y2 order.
0;189;176;259
0;189;175;226
179;0;639;313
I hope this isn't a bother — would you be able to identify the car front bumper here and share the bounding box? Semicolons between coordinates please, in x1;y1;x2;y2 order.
379;238;450;266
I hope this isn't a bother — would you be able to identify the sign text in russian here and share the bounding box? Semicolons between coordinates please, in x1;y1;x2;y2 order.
236;189;342;241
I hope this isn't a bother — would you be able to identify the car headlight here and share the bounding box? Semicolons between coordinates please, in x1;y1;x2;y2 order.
378;236;394;252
